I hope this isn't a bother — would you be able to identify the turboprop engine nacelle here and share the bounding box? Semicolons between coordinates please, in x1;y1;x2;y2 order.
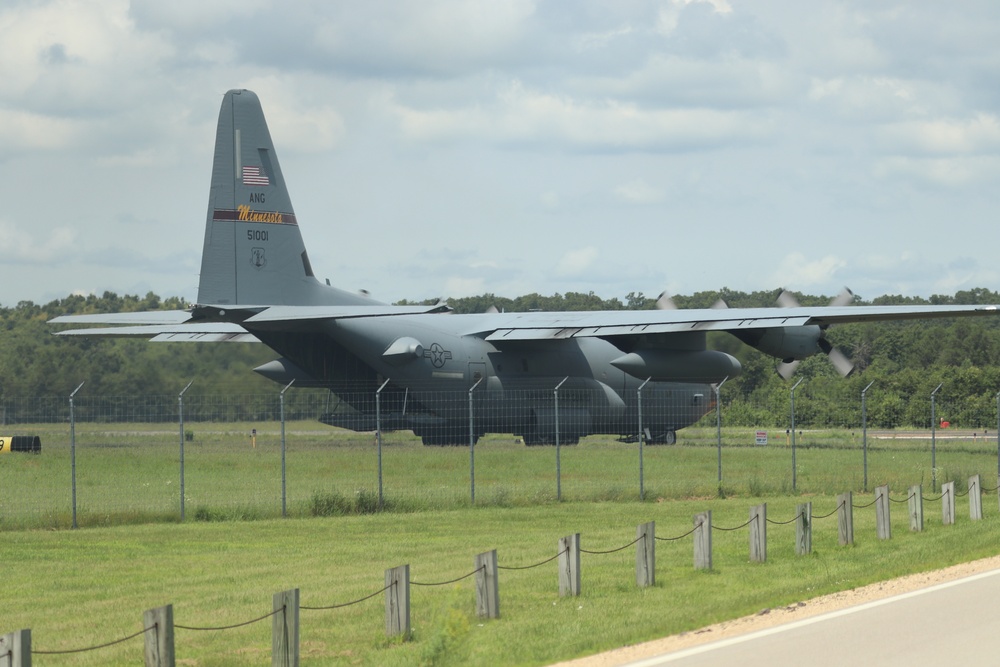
610;349;741;383
735;325;823;362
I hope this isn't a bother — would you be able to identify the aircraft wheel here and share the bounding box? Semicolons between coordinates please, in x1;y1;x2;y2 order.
662;430;676;445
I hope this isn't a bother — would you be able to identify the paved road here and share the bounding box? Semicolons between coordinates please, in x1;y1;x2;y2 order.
625;568;1000;666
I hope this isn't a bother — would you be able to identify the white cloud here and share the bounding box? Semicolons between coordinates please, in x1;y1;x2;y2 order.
556;248;599;277
767;253;847;290
614;179;664;204
388;80;767;151
0;221;76;264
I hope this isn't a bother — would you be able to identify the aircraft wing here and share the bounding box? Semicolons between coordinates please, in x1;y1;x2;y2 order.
49;302;452;342
470;304;1000;341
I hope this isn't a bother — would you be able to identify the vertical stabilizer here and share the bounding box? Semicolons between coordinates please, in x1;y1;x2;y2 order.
197;89;372;307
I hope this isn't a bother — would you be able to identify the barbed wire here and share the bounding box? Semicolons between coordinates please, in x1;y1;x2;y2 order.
33;624;155;655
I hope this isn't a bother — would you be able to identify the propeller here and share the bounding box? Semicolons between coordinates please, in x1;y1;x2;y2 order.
656;291;677;310
658;291;728;310
776;287;855;379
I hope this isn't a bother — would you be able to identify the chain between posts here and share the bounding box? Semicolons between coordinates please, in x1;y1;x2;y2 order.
412;565;485;587
580;535;643;555
498;547;569;571
301;584;393;610
33;625;156;655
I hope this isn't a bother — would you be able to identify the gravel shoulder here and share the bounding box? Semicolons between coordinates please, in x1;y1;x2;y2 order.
551;554;1000;667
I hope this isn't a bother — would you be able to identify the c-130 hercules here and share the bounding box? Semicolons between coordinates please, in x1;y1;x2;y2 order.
53;89;1000;445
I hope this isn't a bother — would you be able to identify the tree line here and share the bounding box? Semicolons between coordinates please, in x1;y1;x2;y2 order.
4;288;1000;428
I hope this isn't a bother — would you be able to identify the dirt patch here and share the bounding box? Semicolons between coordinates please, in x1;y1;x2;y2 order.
550;554;1000;667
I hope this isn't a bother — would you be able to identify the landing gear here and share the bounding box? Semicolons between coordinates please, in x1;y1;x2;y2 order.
648;430;676;445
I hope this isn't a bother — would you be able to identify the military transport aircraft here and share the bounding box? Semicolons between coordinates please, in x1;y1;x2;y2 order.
51;89;1000;446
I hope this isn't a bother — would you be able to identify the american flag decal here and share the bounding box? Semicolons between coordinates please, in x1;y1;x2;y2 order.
242;165;270;186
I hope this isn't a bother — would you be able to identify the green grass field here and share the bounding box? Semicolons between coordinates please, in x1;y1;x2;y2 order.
2;422;998;529
6;497;1000;666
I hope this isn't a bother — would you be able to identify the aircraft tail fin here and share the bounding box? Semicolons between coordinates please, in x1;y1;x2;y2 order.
197;89;373;307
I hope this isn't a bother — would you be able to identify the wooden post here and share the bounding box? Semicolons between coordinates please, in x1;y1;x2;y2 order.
0;629;30;667
749;503;767;563
385;565;410;638
272;588;299;667
143;604;175;667
837;492;854;546
942;481;956;526
875;485;891;540
693;511;712;570
474;550;499;619
558;534;581;597
636;522;655;588
796;502;812;556
969;474;983;520
909;485;923;531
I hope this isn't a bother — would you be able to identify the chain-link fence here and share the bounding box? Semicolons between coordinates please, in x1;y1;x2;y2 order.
2;382;999;530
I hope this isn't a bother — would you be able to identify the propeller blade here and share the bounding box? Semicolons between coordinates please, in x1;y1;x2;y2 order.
485;305;499;314
711;298;729;309
827;346;855;377
829;287;855;308
776;289;800;308
656;291;678;310
777;360;800;380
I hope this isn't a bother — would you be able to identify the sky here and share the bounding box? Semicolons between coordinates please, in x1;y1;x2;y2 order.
2;0;1000;309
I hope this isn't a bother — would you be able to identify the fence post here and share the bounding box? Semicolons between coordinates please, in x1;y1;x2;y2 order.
0;629;30;667
178;380;193;521
554;377;568;501
272;588;299;667
69;381;84;530
861;381;874;492
749;503;767;563
969;474;982;520
469;378;482;504
931;383;942;492
715;377;727;486
790;379;803;491
636;521;655;588
474;550;499;619
143;604;175;667
837;492;854;546
280;380;294;518
796;502;811;555
909;485;923;531
385;564;410;638
875;485;891;540
558;534;581;597
942;481;955;526
693;511;712;570
637;377;651;501
375;379;390;511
